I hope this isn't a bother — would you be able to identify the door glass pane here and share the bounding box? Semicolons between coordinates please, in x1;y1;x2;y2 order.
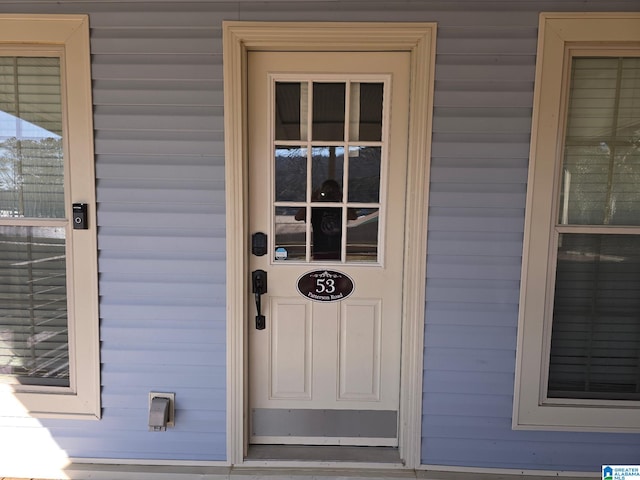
275;82;307;141
273;77;386;264
559;57;640;226
548;233;640;400
275;146;307;202
312;147;344;197
310;206;342;260
348;146;381;203
0;57;64;219
350;82;383;142
274;206;306;261
313;83;345;141
0;225;69;386
347;208;378;262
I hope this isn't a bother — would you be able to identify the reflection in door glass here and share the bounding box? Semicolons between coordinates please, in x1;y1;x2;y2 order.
348;146;381;203
349;83;383;142
312;147;344;196
275;146;307;202
275;82;307;141
347;208;379;262
313;83;345;141
310;206;342;260
274;206;306;261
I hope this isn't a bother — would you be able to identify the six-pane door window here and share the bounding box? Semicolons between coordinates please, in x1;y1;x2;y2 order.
272;80;385;263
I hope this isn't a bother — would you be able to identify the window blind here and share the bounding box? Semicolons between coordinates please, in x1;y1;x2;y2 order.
548;57;640;400
0;56;69;387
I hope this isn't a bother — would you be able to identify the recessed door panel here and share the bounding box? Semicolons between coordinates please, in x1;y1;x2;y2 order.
270;299;311;399
339;300;381;401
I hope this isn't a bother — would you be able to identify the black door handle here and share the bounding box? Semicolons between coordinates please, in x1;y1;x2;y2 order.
252;270;267;330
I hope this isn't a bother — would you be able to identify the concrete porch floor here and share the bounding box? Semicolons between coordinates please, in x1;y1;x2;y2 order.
0;466;427;480
0;468;600;480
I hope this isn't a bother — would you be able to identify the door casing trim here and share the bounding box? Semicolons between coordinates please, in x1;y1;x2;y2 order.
223;21;436;468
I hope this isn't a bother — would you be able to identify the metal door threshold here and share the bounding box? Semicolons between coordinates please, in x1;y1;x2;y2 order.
246;445;402;463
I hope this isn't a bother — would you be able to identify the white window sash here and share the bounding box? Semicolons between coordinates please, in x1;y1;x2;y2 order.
0;14;99;419
514;13;640;432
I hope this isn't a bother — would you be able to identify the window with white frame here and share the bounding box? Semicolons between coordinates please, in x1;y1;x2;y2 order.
514;13;640;432
0;15;99;418
549;55;640;402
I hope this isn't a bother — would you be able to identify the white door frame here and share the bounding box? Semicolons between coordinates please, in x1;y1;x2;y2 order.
223;21;436;468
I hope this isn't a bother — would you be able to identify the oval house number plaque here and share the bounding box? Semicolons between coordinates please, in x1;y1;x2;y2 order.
297;270;354;302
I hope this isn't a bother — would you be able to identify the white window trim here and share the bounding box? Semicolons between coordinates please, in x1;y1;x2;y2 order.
0;15;100;419
514;12;640;432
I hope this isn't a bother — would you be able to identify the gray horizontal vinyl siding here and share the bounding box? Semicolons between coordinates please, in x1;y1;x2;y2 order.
88;3;232;461
0;0;639;469
420;0;640;472
0;1;236;462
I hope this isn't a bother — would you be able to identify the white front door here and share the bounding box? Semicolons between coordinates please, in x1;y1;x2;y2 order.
248;50;410;447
